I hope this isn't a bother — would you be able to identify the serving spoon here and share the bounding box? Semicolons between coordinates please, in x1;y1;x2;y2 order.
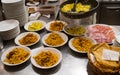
71;0;78;12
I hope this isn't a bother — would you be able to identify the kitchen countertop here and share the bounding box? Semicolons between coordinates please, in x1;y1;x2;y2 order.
0;1;120;75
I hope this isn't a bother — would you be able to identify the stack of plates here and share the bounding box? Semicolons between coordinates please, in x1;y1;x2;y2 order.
113;35;120;47
0;19;20;40
0;6;3;21
1;0;28;27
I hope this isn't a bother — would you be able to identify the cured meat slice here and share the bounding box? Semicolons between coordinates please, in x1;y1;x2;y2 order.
86;24;115;43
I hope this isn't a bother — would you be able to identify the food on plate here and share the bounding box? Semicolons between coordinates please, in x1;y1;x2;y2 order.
86;24;115;43
28;21;43;31
28;7;35;13
61;2;91;13
19;33;38;45
45;33;64;46
50;21;65;31
33;50;58;67
64;25;86;36
4;47;30;64
88;43;120;73
72;37;95;52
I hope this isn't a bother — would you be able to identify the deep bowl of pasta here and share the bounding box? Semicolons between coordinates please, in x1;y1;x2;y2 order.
1;46;31;66
31;47;62;69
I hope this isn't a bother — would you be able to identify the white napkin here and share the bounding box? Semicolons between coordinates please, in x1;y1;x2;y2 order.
102;49;119;61
29;12;41;21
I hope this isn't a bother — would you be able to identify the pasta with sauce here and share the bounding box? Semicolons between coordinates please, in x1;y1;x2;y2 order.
4;48;30;64
72;37;94;52
45;33;64;46
19;33;38;45
33;51;58;67
50;21;65;31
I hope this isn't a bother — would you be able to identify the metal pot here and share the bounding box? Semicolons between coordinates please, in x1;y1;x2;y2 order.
60;0;99;19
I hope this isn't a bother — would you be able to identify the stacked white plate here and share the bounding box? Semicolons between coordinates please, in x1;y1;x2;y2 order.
113;34;120;47
1;0;28;27
0;6;3;21
0;19;20;40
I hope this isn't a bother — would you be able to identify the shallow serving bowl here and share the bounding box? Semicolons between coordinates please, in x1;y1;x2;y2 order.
1;46;31;66
63;25;86;36
15;32;40;46
31;47;62;69
69;36;97;53
45;20;68;32
24;20;46;32
42;32;68;47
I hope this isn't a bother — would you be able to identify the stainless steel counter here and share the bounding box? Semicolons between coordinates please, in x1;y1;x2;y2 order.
0;1;120;75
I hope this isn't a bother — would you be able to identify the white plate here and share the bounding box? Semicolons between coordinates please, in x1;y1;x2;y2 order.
86;24;118;44
45;20;68;32
24;20;46;31
15;32;40;46
31;47;62;69
1;46;31;66
69;36;97;53
0;19;19;32
42;32;68;47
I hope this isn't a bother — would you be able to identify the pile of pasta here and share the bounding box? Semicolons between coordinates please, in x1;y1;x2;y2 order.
45;33;64;46
19;33;38;45
33;50;58;67
50;21;65;31
72;37;95;52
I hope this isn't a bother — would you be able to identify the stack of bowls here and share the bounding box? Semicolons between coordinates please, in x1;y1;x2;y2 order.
1;0;28;27
0;19;20;40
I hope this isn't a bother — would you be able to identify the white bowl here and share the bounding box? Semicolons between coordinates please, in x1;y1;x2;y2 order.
69;36;97;53
31;47;62;69
63;25;86;36
42;32;68;47
24;20;46;31
15;32;40;46
1;46;31;66
45;20;68;32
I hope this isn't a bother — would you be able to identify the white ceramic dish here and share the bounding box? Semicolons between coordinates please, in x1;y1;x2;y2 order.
31;47;62;69
42;32;68;47
24;20;46;31
15;32;40;46
45;20;68;31
86;24;119;44
68;36;97;53
63;25;86;36
1;46;31;66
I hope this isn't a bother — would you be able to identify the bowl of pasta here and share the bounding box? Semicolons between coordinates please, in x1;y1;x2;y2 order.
31;47;62;69
42;32;68;47
45;20;68;32
69;36;97;53
15;32;40;46
1;46;31;66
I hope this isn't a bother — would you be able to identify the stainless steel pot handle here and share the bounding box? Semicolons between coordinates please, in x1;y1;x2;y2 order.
106;6;120;10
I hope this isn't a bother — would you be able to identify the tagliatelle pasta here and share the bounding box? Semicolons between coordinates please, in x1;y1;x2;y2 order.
33;51;58;67
19;33;38;45
4;48;30;64
45;33;64;46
